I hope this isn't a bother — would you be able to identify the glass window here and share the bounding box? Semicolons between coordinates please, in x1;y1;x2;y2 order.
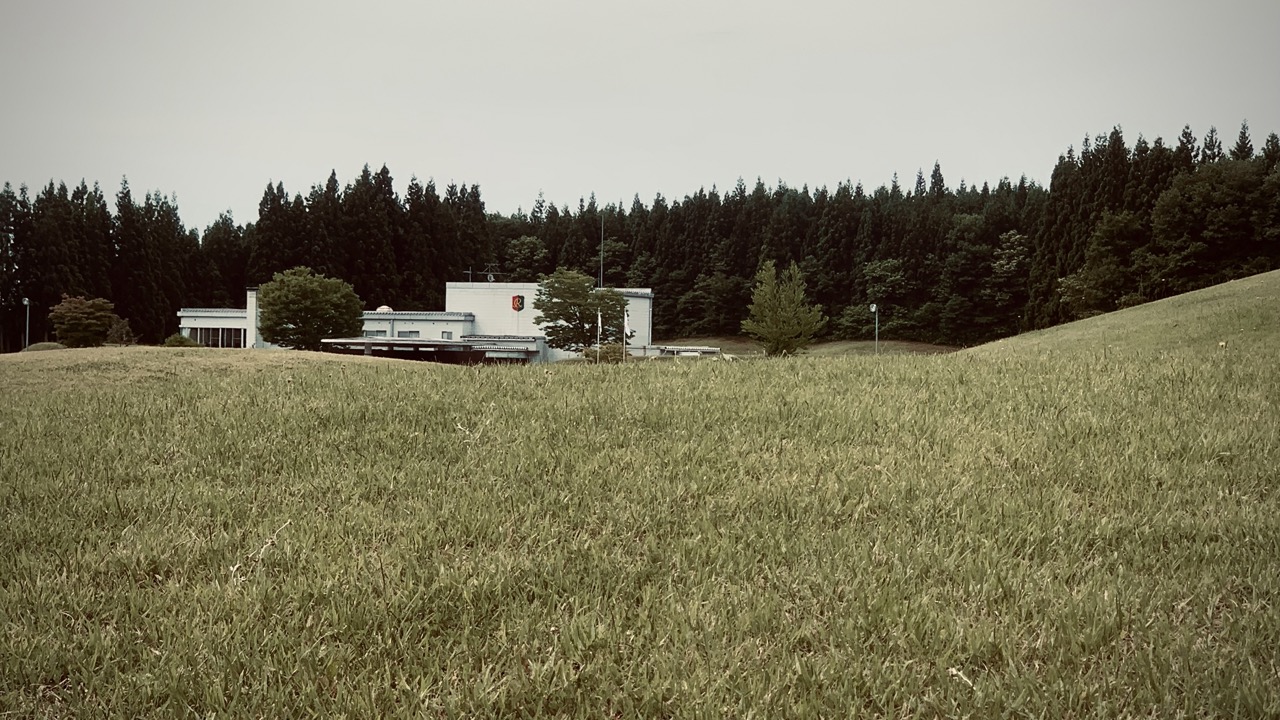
363;330;387;338
397;330;420;338
441;331;453;340
192;327;244;348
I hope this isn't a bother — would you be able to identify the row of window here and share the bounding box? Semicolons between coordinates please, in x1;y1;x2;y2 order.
189;327;245;348
362;330;453;340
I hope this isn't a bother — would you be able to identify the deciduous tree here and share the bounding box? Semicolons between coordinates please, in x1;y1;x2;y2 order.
258;267;363;351
532;268;627;352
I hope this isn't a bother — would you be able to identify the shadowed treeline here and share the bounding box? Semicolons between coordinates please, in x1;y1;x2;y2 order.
3;122;1278;349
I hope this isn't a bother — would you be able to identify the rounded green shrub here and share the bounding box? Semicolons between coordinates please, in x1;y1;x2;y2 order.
163;333;202;348
22;342;67;352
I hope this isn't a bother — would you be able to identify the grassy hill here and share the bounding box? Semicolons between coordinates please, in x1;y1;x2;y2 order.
1;272;1278;717
659;335;956;356
972;268;1280;356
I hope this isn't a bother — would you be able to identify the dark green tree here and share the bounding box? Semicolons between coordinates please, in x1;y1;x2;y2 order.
504;235;550;281
110;179;169;343
201;212;249;307
341;166;401;307
532;268;627;351
47;294;120;347
740;260;826;356
1230;120;1254;161
258;267;363;351
1200;126;1225;164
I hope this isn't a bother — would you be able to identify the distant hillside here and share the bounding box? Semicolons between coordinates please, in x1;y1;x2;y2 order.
969;269;1280;357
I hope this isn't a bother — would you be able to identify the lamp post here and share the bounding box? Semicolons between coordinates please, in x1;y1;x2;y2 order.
870;303;878;354
22;297;30;350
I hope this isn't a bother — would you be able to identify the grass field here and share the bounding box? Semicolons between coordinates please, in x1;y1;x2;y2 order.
2;271;1278;717
657;336;956;357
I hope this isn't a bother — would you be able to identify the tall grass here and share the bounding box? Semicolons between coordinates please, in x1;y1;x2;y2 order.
2;272;1278;717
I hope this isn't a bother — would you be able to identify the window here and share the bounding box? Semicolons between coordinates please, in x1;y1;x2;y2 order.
441;331;453;340
363;330;387;338
397;330;420;338
190;327;245;348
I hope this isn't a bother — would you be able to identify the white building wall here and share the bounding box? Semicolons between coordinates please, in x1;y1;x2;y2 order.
362;315;473;339
622;292;653;347
177;309;252;347
445;282;539;337
246;288;262;347
445;282;654;349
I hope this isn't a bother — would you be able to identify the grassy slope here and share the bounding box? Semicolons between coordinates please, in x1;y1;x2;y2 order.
1;272;1278;717
660;336;956;357
972;269;1280;356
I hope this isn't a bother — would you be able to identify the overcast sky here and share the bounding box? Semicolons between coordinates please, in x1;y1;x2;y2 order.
3;0;1278;233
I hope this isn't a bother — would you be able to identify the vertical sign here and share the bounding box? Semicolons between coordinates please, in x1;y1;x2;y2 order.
512;295;525;335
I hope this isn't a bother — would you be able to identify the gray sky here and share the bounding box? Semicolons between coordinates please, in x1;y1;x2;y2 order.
3;0;1279;233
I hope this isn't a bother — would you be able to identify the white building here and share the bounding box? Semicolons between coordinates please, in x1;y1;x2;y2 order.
176;282;655;364
176;288;264;348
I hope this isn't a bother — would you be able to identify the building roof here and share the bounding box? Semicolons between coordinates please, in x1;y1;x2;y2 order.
177;308;248;317
361;310;474;320
462;334;540;342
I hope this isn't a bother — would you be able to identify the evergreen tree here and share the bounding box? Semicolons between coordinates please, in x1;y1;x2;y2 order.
110;179;168;343
246;182;296;284
305;171;346;279
1230;120;1254;160
47;294;121;347
144;191;197;338
71;182;114;300
1200;126;1225;164
1262;133;1280;172
401;176;443;308
929;161;947;199
341;165;401;307
201;212;249;306
0;184;24;351
1174;125;1199;173
741;260;826;356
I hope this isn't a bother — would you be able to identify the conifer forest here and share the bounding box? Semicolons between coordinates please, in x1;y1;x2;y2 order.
3;122;1278;350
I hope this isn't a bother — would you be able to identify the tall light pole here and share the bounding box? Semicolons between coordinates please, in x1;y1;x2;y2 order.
22;297;30;350
870;303;878;354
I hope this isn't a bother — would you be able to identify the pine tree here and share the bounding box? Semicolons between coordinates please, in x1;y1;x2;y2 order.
740;260;827;356
0;184;25;350
201;212;249;307
1200;126;1224;164
1262;133;1280;172
110;179;167;343
1230;120;1254;160
929;161;947;199
1174;125;1198;172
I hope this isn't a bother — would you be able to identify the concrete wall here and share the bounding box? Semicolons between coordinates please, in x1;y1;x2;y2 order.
361;315;473;339
445;282;539;337
444;282;654;349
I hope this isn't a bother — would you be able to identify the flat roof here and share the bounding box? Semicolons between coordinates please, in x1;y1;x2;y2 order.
177;308;248;316
361;311;474;319
462;334;540;341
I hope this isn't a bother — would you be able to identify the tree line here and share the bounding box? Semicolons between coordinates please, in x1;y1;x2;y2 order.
3;121;1278;352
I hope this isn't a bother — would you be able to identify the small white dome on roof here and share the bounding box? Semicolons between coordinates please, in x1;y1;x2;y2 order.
376;305;393;312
